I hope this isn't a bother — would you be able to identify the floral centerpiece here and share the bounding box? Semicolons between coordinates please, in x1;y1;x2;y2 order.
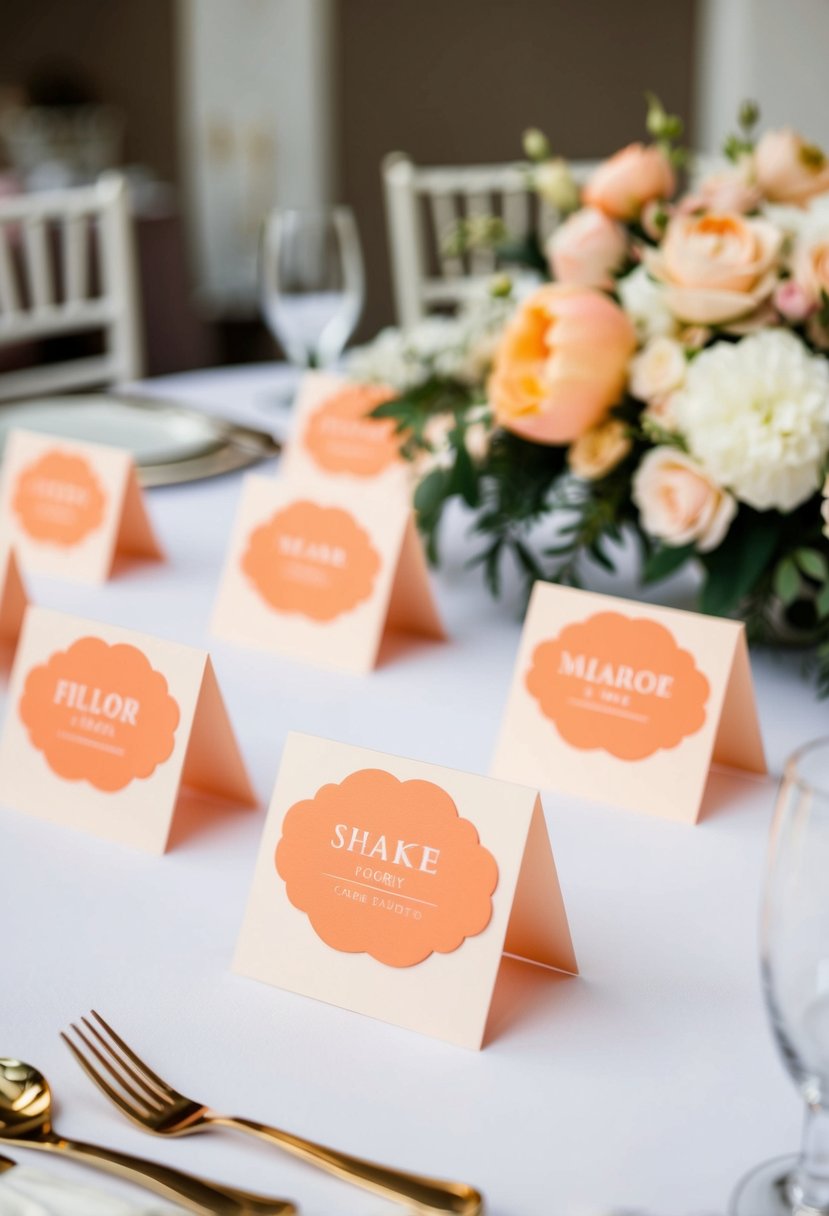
354;99;829;694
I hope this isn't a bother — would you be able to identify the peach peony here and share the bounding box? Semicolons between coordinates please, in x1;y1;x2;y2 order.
645;212;782;325
547;207;627;290
583;143;675;221
755;128;829;205
488;284;636;445
633;448;736;552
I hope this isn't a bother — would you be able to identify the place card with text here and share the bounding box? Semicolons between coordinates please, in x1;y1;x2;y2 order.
492;584;766;823
281;372;405;492
0;544;27;654
235;733;577;1048
0;607;256;852
0;429;163;583
212;474;444;673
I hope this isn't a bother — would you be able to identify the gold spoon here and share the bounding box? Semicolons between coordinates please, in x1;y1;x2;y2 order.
0;1060;295;1215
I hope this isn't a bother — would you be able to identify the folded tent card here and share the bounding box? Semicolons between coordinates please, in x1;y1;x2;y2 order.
0;429;163;583
281;371;406;491
0;607;256;852
234;732;577;1049
492;583;766;823
212;474;445;673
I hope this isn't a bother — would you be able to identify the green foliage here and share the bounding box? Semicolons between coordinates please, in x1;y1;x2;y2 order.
699;508;784;616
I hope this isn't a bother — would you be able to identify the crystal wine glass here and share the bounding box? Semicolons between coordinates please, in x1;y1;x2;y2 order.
732;736;829;1214
259;205;365;373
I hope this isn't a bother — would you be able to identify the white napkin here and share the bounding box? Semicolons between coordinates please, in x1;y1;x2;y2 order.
0;1165;184;1216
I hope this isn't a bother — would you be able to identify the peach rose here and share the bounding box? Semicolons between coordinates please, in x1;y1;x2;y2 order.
568;418;631;480
583;143;675;221
547;207;627;290
755;129;829;205
633;448;736;552
686;162;762;215
488;284;637;445
793;231;829;308
645;212;782;324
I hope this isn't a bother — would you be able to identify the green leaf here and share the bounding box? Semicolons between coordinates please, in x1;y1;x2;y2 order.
414;467;449;517
818;583;829;619
795;548;829;582
699;510;784;616
450;442;480;508
643;542;696;585
773;557;801;606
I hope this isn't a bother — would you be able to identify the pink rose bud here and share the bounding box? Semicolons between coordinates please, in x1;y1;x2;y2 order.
773;279;815;323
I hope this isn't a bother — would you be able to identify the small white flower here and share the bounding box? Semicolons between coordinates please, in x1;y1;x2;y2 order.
629;336;686;403
672;330;829;511
617;265;678;342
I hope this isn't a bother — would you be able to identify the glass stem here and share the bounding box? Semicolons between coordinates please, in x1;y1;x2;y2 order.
792;1103;829;1212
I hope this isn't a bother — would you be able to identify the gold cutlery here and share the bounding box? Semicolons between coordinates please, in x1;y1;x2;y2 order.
0;1059;296;1215
63;1012;484;1215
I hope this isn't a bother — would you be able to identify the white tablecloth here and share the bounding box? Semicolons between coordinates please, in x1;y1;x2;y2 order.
0;363;816;1216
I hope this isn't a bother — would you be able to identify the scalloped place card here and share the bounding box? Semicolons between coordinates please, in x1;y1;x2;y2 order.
0;544;27;656
0;429;163;583
0;607;256;852
492;584;766;824
212;474;444;674
234;732;578;1049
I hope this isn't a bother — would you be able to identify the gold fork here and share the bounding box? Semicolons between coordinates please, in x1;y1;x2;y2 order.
62;1013;484;1216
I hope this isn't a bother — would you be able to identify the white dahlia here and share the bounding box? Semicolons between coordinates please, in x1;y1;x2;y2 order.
671;330;829;511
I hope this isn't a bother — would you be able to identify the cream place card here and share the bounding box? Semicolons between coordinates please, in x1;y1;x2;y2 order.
212;475;444;673
492;584;766;824
0;544;27;653
0;607;256;852
0;429;163;582
234;732;577;1049
281;372;405;491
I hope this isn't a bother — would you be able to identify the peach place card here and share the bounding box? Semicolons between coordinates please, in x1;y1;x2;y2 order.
234;732;578;1049
212;474;444;673
281;372;405;492
0;429;163;583
492;584;766;824
0;544;27;655
0;607;256;852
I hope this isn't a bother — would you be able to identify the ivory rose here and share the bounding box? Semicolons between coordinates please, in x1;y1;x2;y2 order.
568;418;631;480
583;143;675;221
488;284;637;445
629;336;686;403
633;448;736;552
533;158;580;212
645;212;782;324
547;207;627;289
755;128;829;205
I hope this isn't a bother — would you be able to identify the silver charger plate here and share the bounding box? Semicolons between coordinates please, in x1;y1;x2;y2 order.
0;393;281;486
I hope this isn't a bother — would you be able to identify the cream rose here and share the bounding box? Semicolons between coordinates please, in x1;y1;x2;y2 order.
568;418;631;480
629;337;686;403
547;207;627;290
755;128;829;205
645;212;782;325
633;447;737;552
584;143;675;221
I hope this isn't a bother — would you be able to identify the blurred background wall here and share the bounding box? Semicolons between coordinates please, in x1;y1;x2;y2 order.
0;0;827;368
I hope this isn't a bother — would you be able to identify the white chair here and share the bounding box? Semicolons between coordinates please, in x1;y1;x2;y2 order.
382;152;598;329
0;173;143;401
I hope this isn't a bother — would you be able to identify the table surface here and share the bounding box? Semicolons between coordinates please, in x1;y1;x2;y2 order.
0;363;817;1216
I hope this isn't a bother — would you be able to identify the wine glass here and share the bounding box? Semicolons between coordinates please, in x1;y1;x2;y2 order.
259;205;365;374
732;736;829;1214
